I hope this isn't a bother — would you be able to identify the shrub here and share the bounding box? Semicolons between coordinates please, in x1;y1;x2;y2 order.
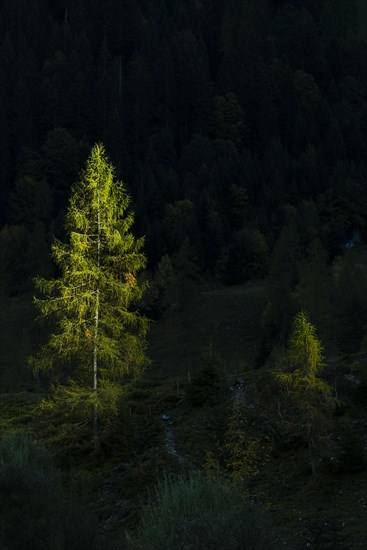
128;472;271;550
186;351;229;406
0;432;97;550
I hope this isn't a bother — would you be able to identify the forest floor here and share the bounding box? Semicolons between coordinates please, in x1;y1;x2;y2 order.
0;281;367;548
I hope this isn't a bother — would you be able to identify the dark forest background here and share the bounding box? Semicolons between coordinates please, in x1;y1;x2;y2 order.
1;0;367;356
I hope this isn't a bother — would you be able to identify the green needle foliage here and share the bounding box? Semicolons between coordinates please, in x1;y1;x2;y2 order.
288;310;324;377
276;312;336;477
223;400;263;484
30;143;150;447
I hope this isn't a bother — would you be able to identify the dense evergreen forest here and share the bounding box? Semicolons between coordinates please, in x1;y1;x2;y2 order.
1;0;367;287
1;0;367;548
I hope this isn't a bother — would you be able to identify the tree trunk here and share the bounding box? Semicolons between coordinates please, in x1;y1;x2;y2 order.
93;288;100;454
93;196;101;455
93;400;100;454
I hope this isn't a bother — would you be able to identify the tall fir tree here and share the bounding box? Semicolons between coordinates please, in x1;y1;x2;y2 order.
30;144;150;451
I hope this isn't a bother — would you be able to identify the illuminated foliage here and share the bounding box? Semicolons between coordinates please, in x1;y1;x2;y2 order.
30;144;150;449
276;312;336;476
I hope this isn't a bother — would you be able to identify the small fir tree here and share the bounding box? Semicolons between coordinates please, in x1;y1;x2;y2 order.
223;400;262;484
276;312;336;477
30;143;150;451
186;348;228;407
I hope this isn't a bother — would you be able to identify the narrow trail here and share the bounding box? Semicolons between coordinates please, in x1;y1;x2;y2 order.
161;414;199;470
162;416;186;463
99;405;218;541
99;414;192;538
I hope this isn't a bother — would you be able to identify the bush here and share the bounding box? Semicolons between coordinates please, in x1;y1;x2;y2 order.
186;352;229;407
0;432;97;550
128;472;271;550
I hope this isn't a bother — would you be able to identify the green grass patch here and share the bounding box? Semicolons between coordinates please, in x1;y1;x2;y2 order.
127;472;271;549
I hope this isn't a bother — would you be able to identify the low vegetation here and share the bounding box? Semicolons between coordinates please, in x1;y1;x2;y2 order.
0;433;97;550
128;473;270;550
1;273;367;548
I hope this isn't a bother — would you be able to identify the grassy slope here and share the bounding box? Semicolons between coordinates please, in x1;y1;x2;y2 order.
1;280;367;548
145;280;367;548
148;281;268;377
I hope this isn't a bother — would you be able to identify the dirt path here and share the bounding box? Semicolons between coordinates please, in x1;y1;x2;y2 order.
162;415;186;463
161;414;200;470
